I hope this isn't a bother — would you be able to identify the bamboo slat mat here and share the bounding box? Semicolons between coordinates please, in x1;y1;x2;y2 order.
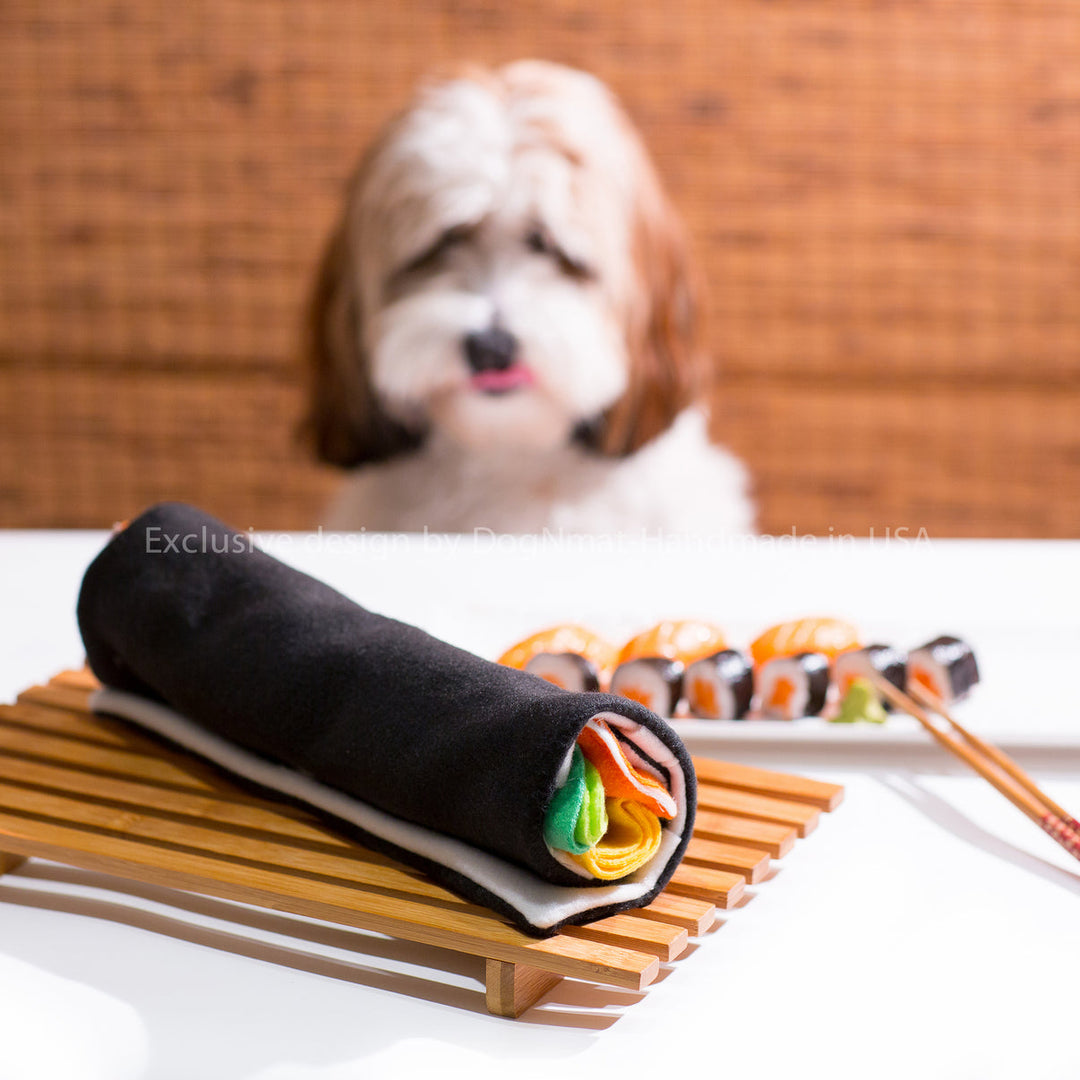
0;670;842;1017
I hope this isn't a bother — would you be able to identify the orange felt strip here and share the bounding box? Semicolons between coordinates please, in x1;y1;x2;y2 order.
576;720;676;820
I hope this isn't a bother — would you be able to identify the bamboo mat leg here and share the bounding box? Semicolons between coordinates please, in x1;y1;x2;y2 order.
485;959;563;1018
0;852;27;875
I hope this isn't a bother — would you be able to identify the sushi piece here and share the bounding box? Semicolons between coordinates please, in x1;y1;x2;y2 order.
611;657;684;717
77;503;696;938
757;652;831;720
525;651;601;693
618;620;728;665
907;635;980;703
833;644;906;711
684;650;754;720
751;617;860;667
499;624;616;686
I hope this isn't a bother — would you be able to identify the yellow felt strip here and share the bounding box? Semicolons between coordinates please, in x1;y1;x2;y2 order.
569;798;663;881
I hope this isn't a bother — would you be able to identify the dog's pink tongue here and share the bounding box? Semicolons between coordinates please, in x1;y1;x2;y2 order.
470;367;535;393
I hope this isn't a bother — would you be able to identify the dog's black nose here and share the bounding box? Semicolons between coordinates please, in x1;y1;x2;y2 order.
463;327;518;373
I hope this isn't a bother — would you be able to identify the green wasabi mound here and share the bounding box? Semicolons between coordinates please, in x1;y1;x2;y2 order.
833;677;888;724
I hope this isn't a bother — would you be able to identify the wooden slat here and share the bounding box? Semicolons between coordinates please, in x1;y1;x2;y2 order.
0;778;468;907
666;864;745;908
1;699;199;755
561;914;688;963
18;683;99;714
0;711;301;805
695;785;821;838
691;809;797;859
692;758;844;811
0;812;660;990
3;699;153;745
0;701;318;816
1;702;309;807
683;837;770;884
50;668;100;691
636;893;716;936
0;745;349;849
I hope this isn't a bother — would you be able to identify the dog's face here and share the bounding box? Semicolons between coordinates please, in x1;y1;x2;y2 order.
306;61;702;465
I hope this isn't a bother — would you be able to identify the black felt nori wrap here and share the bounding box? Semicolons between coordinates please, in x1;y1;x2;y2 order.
76;503;696;936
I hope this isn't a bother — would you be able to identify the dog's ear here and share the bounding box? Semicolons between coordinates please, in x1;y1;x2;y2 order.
582;165;704;458
299;198;425;469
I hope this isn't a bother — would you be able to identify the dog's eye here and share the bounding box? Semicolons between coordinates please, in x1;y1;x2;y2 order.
398;225;472;278
524;229;593;281
525;229;553;256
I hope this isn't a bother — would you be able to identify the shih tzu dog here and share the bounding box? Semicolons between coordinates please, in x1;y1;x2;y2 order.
303;59;754;536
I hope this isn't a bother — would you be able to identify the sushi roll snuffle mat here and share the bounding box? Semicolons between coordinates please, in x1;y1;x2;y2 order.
76;503;696;937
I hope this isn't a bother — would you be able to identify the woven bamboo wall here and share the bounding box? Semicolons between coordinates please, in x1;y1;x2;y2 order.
2;1;1078;536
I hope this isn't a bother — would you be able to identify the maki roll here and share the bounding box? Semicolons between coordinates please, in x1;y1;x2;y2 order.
751;617;860;666
757;653;830;720
77;503;696;938
907;635;980;703
684;650;754;720
525;651;601;693
611;620;727;717
610;657;684;718
833;644;907;711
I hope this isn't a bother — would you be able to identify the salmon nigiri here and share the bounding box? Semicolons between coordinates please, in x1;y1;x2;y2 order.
750;617;860;667
498;625;616;691
618;619;728;666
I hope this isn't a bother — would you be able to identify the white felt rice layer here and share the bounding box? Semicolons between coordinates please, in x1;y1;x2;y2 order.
90;688;685;931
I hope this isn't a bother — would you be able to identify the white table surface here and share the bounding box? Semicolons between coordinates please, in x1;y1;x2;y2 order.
1;530;1078;1080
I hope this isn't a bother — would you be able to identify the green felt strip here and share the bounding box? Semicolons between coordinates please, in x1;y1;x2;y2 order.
543;746;592;854
574;757;608;849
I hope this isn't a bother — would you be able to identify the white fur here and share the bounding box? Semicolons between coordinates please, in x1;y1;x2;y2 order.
325;407;752;535
321;61;755;536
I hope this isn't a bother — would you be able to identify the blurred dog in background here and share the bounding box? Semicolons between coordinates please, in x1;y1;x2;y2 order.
303;60;753;535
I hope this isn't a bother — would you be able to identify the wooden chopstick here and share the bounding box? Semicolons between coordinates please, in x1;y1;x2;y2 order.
866;672;1080;863
906;681;1080;835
